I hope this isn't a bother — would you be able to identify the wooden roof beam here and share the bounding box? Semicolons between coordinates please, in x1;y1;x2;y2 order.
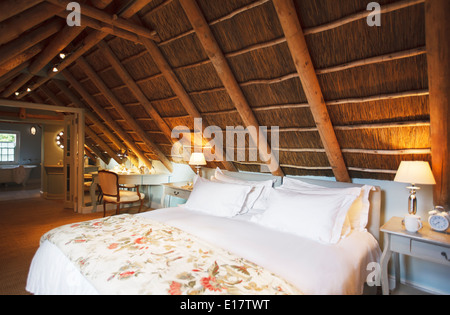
132;16;236;172
0;2;63;46
4;0;116;98
426;0;450;208
17;0;154;100
39;83;123;165
52;79;125;153
75;58;174;172
179;0;283;176
61;69;147;169
272;0;350;183
97;40;173;143
0;0;44;23
46;0;160;42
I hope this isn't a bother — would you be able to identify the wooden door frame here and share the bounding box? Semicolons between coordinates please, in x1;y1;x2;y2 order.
0;98;85;213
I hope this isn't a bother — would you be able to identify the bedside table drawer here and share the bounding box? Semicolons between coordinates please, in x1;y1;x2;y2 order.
411;240;450;266
165;187;191;200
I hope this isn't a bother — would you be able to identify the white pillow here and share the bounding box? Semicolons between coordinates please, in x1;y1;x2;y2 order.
253;188;360;244
214;168;274;211
184;177;252;218
280;177;374;232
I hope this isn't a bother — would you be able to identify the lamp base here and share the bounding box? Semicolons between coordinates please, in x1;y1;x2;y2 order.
406;185;420;215
195;166;202;177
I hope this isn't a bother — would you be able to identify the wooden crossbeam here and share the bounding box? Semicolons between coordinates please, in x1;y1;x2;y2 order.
16;0;154;99
179;0;283;176
4;0;114;98
76;56;173;172
46;0;160;41
272;0;350;183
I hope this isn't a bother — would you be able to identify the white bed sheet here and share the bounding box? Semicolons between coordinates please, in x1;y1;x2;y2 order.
27;207;381;295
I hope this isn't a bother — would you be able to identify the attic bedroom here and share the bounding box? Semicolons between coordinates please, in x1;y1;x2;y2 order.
0;0;448;296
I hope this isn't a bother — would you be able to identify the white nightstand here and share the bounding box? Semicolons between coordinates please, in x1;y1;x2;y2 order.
380;217;450;295
161;182;193;208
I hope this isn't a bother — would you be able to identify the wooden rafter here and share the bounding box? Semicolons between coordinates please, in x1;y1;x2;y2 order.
61;69;149;170
0;18;63;77
52;80;126;154
97;40;173;144
0;0;44;23
179;0;283;176
46;0;160;41
75;56;174;172
3;0;115;98
0;2;62;46
133;17;237;172
39;83;122;165
272;0;350;183
16;0;154;99
425;0;450;208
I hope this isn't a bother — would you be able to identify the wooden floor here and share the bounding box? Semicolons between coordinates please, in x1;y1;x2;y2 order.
0;185;149;295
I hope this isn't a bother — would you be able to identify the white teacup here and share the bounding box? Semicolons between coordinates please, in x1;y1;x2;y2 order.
404;214;423;233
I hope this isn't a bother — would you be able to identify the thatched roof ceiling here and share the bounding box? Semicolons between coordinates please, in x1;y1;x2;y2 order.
0;0;431;180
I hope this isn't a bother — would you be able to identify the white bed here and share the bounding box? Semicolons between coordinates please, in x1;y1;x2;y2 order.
26;173;382;295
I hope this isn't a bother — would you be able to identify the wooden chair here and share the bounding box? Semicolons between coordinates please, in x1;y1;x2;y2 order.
98;170;145;217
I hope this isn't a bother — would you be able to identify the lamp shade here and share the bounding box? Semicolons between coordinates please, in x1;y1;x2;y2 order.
394;161;436;185
189;152;207;166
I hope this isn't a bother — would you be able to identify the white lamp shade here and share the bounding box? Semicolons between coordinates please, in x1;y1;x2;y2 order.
189;152;207;166
394;161;436;185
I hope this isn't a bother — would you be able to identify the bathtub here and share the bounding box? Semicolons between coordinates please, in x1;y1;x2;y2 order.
0;165;37;186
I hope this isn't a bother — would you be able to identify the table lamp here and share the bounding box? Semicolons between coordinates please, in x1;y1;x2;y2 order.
394;161;436;214
189;152;207;176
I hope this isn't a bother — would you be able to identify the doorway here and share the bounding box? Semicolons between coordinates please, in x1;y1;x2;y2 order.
0;99;85;212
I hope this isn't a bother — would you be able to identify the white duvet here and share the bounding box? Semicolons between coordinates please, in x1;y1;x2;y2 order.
27;207;381;295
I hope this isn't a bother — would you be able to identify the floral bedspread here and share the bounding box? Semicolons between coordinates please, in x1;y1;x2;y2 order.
41;214;301;295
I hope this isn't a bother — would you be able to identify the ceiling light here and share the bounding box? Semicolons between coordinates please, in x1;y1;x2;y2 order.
59;53;66;59
15;91;20;96
26;88;31;92
52;67;59;73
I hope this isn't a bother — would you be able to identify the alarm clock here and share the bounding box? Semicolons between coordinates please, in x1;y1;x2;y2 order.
428;206;450;232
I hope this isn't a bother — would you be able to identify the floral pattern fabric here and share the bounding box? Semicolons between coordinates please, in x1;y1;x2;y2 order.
42;214;301;295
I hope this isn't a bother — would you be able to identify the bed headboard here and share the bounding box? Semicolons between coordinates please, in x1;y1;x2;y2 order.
220;171;381;242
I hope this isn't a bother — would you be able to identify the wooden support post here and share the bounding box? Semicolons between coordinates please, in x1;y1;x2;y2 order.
272;0;351;182
425;0;450;208
179;0;283;176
